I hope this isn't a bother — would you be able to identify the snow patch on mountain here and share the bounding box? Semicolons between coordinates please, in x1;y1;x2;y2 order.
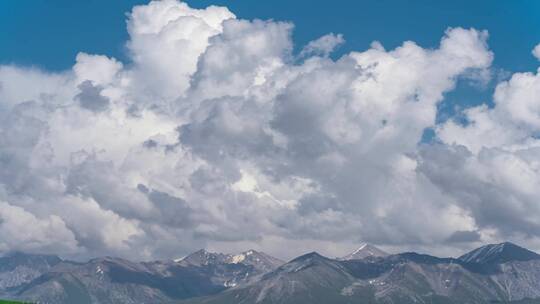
459;242;540;264
340;243;388;260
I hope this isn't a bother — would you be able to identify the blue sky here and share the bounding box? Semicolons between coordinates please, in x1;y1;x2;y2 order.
2;0;539;72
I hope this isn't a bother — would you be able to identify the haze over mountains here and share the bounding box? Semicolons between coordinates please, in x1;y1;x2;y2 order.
1;242;540;303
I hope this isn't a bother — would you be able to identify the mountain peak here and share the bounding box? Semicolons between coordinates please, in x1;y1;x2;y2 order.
294;251;326;260
226;249;284;271
340;243;388;260
177;249;283;272
227;249;258;264
284;252;326;265
179;249;229;266
275;252;338;274
459;242;540;264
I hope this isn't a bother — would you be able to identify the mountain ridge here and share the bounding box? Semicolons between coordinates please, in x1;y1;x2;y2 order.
459;242;540;264
339;243;389;260
2;243;540;304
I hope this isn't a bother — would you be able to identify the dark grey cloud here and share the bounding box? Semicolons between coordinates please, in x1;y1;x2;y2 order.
446;230;481;243
145;187;193;228
419;144;540;239
142;139;158;149
76;80;110;112
0;101;48;195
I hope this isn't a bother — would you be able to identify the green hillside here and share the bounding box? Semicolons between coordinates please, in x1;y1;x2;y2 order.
0;300;31;304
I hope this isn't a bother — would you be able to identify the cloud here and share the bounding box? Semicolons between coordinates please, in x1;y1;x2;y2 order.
126;0;235;102
429;61;540;244
0;0;538;260
74;53;123;86
76;81;110;112
0;201;79;254
300;33;345;57
533;44;540;61
438;65;540;152
446;230;481;243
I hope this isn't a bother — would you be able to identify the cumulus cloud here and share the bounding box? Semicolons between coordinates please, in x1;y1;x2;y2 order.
533;44;540;61
76;81;111;112
126;0;235;103
431;60;540;246
300;33;345;57
0;0;538;260
0;202;79;254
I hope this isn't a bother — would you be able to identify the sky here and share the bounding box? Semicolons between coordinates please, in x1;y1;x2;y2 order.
0;0;539;261
1;0;539;71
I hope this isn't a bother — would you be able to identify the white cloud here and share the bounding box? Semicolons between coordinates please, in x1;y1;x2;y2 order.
300;33;345;57
438;60;540;152
1;0;539;260
126;0;235;103
74;53;123;86
0;201;79;254
432;45;540;246
533;43;540;61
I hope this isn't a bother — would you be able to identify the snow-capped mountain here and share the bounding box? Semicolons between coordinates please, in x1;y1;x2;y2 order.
178;249;283;273
0;249;283;304
225;250;284;273
190;252;358;304
340;243;388;260
3;243;540;304
178;249;231;266
188;243;540;304
173;249;284;289
459;242;540;264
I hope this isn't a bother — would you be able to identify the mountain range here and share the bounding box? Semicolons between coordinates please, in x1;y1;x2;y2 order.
1;242;540;303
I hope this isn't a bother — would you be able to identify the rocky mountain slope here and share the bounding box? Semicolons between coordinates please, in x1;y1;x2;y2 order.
458;242;540;264
0;250;283;304
178;249;283;275
0;252;61;291
339;243;389;260
184;243;540;304
2;243;540;304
